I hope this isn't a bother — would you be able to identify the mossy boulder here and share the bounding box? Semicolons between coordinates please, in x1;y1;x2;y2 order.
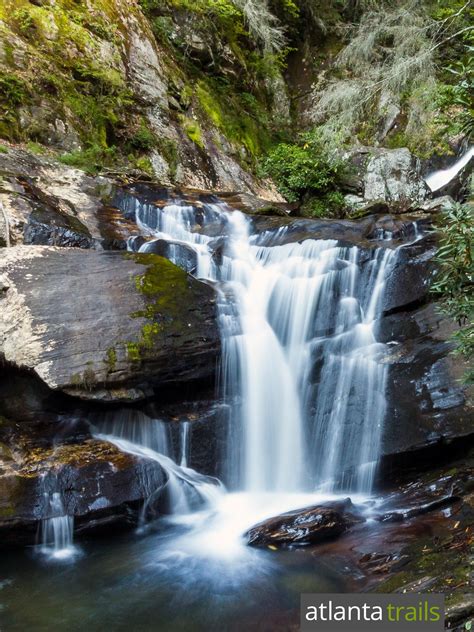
0;246;220;402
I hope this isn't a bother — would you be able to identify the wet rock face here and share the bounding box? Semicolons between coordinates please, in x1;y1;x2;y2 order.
245;499;365;548
0;247;220;402
0;420;166;547
140;239;198;274
378;303;472;464
381;236;436;313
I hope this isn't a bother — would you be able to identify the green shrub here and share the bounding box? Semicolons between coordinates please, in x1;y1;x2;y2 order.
431;203;473;382
260;132;344;203
300;191;346;219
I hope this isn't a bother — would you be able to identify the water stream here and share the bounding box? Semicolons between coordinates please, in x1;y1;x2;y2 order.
39;477;78;561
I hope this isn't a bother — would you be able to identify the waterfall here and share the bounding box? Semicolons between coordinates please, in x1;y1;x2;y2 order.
93;410;222;518
117;191;399;496
39;478;77;561
180;422;190;467
425;146;474;192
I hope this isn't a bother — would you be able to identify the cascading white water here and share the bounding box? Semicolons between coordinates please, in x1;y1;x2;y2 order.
425;146;474;192
118;192;399;495
40;488;77;560
180;422;190;467
93;410;222;517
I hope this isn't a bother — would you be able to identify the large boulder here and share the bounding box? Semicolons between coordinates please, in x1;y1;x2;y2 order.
0;147;113;247
0;247;220;402
363;148;429;206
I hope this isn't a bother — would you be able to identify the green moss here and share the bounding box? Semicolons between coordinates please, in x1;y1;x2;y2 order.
124;253;190;357
181;116;204;148
135;156;154;176
0;144;8;154
156;137;179;180
126;342;141;362
105;347;117;372
58;145;118;174
26;141;46;155
195;79;270;160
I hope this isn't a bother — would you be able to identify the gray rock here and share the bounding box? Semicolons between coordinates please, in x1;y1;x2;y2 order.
378;303;472;461
420;195;456;214
0;247;220;402
364;148;429;205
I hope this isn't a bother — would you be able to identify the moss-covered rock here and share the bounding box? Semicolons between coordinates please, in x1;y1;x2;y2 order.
0;246;220;403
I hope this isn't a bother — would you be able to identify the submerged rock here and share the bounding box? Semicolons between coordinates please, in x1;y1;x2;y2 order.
0;247;220;402
245;499;365;548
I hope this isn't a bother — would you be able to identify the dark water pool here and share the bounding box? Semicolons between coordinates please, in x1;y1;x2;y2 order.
0;493;367;632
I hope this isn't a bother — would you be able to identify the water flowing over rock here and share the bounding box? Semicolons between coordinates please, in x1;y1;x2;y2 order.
0;420;166;547
112;190;415;494
425;147;474;198
107;188;472;492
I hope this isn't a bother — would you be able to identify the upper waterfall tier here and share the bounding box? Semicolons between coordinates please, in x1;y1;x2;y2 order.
119;191;402;493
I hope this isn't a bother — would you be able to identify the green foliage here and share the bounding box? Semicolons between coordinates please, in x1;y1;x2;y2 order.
431;203;474;382
126;123;157;152
12;7;36;37
135;156;154;175
261;132;344;203
0;144;8;154
301;191;346;218
0;71;31;141
58;145;118;174
0;72;30;108
445;45;474;140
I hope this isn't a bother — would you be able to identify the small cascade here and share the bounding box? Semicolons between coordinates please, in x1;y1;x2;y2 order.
308;247;397;491
179;422;190;468
425;146;474;192
117;190;403;497
39;482;77;561
93;410;222;518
